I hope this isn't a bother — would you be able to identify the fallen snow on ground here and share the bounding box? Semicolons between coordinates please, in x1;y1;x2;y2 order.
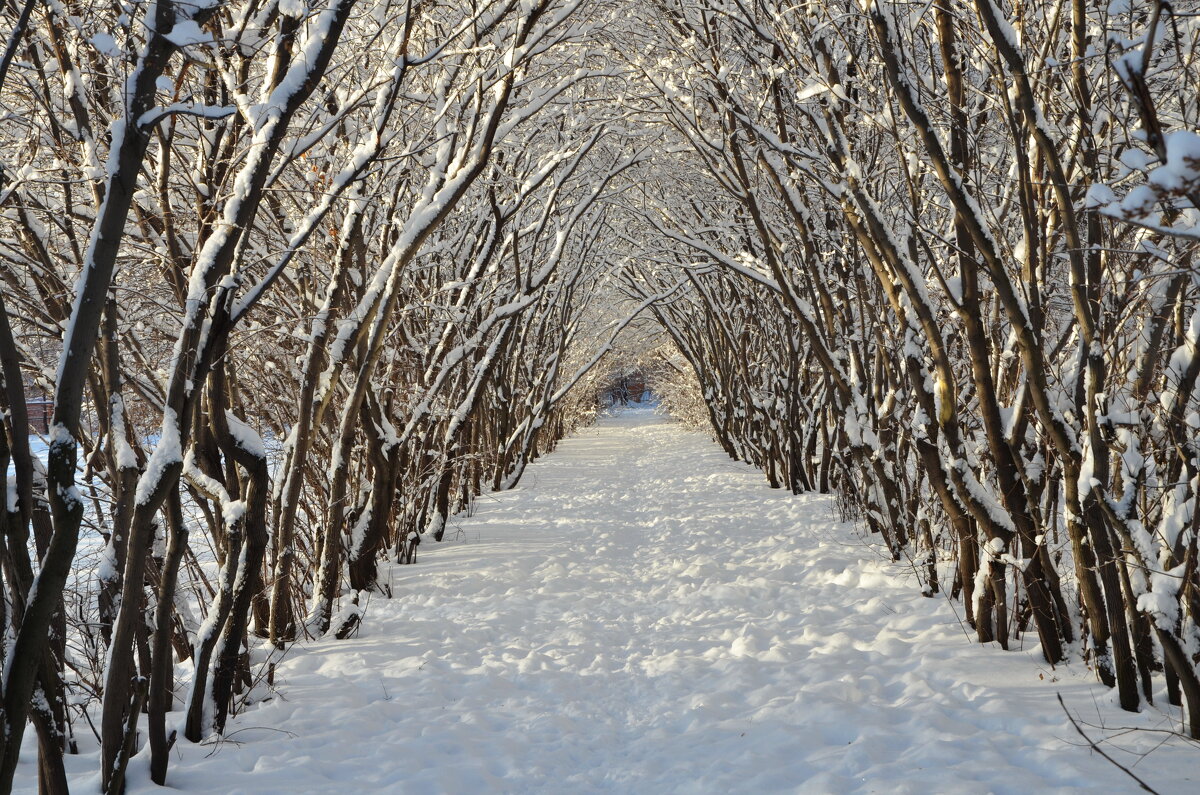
23;411;1197;793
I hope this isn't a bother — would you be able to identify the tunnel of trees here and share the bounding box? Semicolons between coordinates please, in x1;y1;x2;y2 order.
0;0;1198;790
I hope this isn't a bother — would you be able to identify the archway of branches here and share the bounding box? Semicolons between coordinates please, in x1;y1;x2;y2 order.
1;0;1198;790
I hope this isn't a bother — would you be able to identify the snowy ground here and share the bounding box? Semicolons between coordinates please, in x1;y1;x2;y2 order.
20;410;1198;793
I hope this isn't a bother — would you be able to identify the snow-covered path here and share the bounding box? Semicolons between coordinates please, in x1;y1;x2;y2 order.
51;411;1196;794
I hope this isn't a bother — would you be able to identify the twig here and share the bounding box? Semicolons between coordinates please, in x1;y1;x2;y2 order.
1057;693;1161;794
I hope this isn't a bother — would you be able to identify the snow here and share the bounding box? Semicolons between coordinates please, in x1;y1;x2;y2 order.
90;32;121;58
224;411;267;458
278;0;307;18
135;409;182;505
110;396;138;469
1153;130;1200;193
19;412;1198;793
1085;183;1117;209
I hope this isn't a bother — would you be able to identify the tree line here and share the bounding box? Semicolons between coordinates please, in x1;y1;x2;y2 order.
0;0;657;790
626;0;1200;741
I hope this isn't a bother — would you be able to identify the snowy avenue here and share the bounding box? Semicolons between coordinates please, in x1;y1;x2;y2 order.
4;0;1200;791
19;412;1194;793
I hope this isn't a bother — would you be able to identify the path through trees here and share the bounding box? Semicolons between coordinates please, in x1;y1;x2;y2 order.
17;411;1195;792
2;0;1200;790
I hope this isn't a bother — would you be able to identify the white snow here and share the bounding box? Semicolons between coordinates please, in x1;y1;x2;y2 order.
1153;130;1200;194
90;32;122;58
135;409;182;506
21;412;1197;793
278;0;307;18
164;20;209;48
224;411;267;458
